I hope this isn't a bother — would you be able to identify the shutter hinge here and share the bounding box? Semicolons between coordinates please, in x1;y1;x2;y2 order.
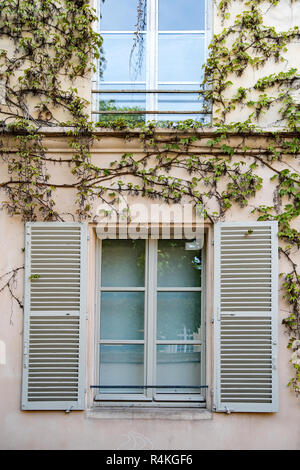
86;313;88;320
87;234;90;241
211;317;214;324
211;239;214;246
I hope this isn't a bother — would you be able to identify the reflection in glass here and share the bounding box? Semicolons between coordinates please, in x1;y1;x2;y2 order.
157;239;201;287
100;0;146;31
158;34;204;82
157;292;201;340
101;34;146;82
100;292;144;340
157;345;201;393
159;0;205;30
99;93;146;111
101;239;145;287
97;84;146;125
100;344;144;393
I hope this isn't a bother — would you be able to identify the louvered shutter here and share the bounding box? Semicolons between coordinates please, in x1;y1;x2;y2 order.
22;222;87;410
213;221;278;412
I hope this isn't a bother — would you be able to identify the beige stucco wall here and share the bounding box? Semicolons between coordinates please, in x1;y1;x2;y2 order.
0;131;299;450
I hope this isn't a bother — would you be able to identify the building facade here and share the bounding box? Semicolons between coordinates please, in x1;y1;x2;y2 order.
0;0;299;450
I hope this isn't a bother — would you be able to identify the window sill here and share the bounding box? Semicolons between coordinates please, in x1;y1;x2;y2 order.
86;406;213;420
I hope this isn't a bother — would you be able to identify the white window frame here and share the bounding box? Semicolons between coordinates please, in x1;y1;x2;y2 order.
92;0;213;122
94;238;206;407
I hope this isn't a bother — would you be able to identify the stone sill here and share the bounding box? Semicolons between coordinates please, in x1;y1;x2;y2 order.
86;407;213;420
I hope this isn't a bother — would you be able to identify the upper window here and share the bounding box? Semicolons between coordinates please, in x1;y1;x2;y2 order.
94;239;206;405
93;0;210;124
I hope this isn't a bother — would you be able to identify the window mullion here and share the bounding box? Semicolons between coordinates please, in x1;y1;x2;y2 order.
145;239;157;399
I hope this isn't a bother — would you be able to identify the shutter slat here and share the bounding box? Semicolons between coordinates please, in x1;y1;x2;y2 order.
22;222;87;411
214;222;278;413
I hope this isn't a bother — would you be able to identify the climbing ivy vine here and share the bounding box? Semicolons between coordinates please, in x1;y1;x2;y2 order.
0;0;299;394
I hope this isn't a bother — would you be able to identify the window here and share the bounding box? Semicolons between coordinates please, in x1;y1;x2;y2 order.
93;0;211;124
21;221;278;413
94;238;206;405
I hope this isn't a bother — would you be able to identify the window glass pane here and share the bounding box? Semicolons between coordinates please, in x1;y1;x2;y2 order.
101;239;145;287
100;0;146;31
100;292;144;340
157;239;201;287
157;292;201;340
159;0;205;30
158;33;204;82
158;91;205;113
100;344;144;393
157;84;207;122
156;114;208;123
157;84;207;117
101;33;146;81
98;87;146;125
156;345;201;393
